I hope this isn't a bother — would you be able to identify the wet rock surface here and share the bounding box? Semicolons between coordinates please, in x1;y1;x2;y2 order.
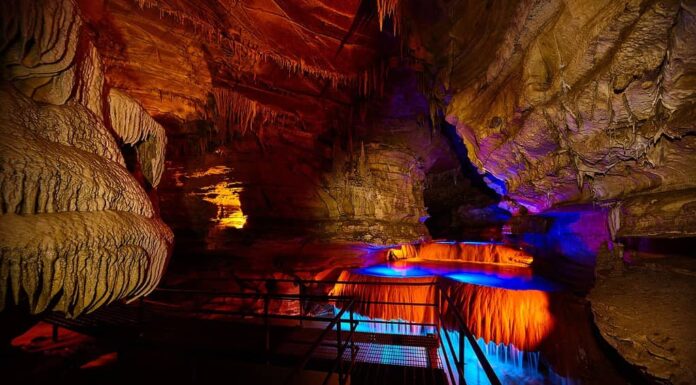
591;256;696;384
419;0;696;234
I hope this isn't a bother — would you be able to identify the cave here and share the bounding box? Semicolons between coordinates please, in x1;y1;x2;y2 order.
1;0;695;384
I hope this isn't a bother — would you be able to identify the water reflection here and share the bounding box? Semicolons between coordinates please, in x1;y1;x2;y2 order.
183;166;247;229
202;181;247;229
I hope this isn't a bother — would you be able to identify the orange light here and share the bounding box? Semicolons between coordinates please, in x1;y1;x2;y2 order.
447;284;553;351
387;241;533;266
332;269;554;351
185;166;247;229
203;181;247;229
331;270;438;325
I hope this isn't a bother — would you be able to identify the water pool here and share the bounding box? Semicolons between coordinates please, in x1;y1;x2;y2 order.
356;261;560;291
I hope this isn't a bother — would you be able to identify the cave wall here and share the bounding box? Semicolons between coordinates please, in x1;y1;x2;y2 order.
159;119;433;248
405;2;696;381
0;0;514;265
159;68;490;249
432;0;696;237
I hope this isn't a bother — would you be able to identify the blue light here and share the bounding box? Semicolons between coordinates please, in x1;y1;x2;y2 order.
333;308;577;385
445;271;558;291
355;262;560;291
356;264;434;278
442;330;577;385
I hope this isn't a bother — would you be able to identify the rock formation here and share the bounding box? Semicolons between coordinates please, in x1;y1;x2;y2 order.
0;0;172;317
425;0;696;233
407;1;696;381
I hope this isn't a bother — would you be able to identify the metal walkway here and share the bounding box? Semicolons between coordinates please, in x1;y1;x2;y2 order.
42;278;501;385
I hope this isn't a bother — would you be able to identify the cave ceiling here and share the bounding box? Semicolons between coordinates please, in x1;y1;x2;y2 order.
79;0;382;128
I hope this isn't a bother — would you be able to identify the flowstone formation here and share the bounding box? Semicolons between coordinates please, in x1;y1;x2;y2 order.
0;0;172;317
434;0;696;233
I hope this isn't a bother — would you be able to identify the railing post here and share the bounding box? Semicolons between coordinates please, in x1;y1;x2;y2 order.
337;317;343;385
436;285;442;332
299;283;304;328
349;306;356;362
52;324;59;342
459;328;465;385
138;297;145;323
264;293;270;362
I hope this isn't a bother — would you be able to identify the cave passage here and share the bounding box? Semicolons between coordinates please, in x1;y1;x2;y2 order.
2;0;696;384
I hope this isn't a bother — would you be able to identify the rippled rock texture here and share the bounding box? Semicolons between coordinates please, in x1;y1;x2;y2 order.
430;0;696;236
1;0;173;317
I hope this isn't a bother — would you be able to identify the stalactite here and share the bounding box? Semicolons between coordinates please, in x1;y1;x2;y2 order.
265;53;355;88
608;203;621;241
355;61;389;97
213;87;289;137
0;133;154;217
132;0;355;88
376;0;401;34
108;89;167;188
0;210;172;317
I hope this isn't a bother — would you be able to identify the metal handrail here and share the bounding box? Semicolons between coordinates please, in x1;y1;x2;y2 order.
437;283;502;385
151;276;502;385
151;286;359;385
154;287;353;301
283;298;356;385
227;277;438;286
257;277;437;285
324;320;358;385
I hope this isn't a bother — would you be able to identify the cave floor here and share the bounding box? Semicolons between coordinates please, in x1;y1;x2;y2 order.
590;256;696;384
1;322;120;385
